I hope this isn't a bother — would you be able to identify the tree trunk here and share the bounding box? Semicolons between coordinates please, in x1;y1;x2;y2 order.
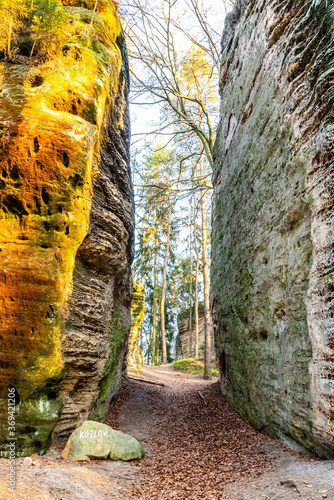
160;185;172;364
152;228;159;366
189;204;193;357
147;324;153;364
90;0;98;25
30;40;36;59
193;189;200;360
199;149;212;379
7;17;13;58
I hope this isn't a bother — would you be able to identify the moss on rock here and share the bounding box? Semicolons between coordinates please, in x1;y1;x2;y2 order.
212;0;334;458
89;308;128;422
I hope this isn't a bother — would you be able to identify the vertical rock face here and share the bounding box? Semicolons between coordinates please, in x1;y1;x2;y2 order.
128;282;145;367
212;0;334;457
0;0;133;455
175;306;213;360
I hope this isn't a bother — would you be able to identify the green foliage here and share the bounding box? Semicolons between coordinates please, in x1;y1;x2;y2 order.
0;0;70;58
134;135;211;366
134;143;180;365
173;358;219;377
31;0;70;55
168;257;201;313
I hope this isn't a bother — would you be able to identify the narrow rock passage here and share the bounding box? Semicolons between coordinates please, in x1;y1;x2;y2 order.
106;365;279;499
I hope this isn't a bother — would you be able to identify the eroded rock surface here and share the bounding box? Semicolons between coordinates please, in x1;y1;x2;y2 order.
175;306;213;360
0;0;133;456
212;0;334;457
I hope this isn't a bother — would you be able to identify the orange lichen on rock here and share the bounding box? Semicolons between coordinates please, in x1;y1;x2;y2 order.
0;0;124;455
128;282;145;368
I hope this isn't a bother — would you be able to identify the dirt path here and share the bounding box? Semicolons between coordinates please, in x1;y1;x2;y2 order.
106;365;334;500
0;365;334;499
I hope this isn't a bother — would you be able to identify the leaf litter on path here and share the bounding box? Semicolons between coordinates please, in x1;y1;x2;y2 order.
106;368;279;500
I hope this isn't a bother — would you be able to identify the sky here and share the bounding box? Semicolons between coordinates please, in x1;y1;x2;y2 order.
126;0;229;141
123;0;232;246
121;0;233;350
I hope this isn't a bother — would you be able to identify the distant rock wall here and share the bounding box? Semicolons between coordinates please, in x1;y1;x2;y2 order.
0;0;133;456
128;282;145;367
212;0;334;457
175;306;213;360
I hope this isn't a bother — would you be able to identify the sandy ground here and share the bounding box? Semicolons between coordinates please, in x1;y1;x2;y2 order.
0;445;138;499
0;365;333;499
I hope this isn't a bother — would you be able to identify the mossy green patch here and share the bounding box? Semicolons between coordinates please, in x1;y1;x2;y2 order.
173;358;219;377
324;273;334;285
89;307;127;422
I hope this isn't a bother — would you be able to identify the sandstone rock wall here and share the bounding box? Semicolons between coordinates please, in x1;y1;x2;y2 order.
0;0;133;456
175;306;213;360
212;0;334;457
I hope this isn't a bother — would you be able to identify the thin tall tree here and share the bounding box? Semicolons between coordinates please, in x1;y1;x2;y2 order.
193;187;200;359
199;148;211;379
160;178;172;364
